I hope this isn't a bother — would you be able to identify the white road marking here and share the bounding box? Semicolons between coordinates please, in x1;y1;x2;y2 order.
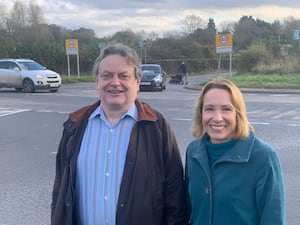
0;109;30;117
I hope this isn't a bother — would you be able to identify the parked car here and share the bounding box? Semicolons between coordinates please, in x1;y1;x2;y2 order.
0;58;61;93
140;64;166;91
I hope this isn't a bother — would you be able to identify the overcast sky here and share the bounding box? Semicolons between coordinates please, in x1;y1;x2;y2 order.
2;0;300;37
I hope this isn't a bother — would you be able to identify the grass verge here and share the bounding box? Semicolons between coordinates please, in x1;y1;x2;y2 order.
62;73;300;89
229;73;300;89
61;74;95;83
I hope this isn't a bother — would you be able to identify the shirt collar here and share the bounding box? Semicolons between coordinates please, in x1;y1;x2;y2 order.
89;103;138;122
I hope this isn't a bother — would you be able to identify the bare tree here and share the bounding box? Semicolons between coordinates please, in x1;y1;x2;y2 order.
147;31;159;41
219;20;235;34
8;1;27;27
0;4;7;32
181;14;206;34
28;2;45;25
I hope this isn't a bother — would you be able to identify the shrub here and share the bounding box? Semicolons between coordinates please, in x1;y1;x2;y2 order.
236;43;272;73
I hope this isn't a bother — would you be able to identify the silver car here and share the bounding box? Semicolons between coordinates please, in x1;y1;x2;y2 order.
0;58;61;93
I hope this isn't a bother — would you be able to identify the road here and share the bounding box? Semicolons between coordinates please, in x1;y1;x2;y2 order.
0;82;299;225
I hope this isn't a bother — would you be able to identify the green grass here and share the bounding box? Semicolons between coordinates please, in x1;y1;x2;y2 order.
62;73;300;89
229;73;300;89
61;74;95;83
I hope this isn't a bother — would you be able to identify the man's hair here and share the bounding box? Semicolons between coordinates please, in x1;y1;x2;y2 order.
92;43;142;79
192;78;254;139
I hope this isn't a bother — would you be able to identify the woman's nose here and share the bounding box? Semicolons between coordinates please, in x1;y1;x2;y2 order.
213;110;223;121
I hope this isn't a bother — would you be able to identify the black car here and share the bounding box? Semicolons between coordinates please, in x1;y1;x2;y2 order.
140;64;166;91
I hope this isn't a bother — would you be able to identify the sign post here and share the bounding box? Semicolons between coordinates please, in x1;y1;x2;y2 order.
215;34;233;77
139;40;148;63
293;29;300;48
65;39;80;78
98;42;106;52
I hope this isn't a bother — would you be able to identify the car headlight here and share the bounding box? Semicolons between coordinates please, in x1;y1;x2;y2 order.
153;75;162;82
36;74;44;79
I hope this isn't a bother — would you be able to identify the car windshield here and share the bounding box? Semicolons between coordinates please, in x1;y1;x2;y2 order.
142;65;160;73
18;61;46;70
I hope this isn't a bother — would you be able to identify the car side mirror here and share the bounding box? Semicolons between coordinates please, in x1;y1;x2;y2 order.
13;67;20;72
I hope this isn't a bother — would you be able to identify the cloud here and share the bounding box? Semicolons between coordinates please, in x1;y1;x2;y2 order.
58;0;300;10
2;0;300;37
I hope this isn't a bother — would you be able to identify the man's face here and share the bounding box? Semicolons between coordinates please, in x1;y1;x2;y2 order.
96;54;140;112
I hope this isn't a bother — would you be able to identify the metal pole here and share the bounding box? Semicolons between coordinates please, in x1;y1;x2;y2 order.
77;54;80;78
67;54;70;78
229;52;232;78
217;54;221;77
144;47;147;64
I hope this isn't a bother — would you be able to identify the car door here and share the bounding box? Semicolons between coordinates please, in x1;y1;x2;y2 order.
0;61;22;87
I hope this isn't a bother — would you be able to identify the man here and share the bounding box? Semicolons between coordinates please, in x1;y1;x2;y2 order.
51;43;188;225
178;62;188;85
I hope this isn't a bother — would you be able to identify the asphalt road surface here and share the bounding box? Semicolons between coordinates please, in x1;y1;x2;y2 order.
0;81;299;225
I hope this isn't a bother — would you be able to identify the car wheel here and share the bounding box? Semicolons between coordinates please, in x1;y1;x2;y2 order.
23;79;34;93
159;84;163;91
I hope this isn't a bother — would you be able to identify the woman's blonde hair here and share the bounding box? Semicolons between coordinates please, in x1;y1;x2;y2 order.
192;78;254;138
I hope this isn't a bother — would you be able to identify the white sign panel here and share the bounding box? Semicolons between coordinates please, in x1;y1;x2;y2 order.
293;30;300;40
216;46;233;53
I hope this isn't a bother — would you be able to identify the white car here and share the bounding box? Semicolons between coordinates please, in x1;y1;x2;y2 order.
0;58;61;93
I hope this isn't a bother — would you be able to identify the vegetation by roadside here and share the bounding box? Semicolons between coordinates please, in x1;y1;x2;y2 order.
2;2;300;77
61;75;95;83
189;73;300;89
229;73;300;89
62;73;300;89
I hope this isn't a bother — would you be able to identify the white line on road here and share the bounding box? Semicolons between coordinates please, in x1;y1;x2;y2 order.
289;124;300;127
250;122;270;125
171;118;192;121
0;109;30;117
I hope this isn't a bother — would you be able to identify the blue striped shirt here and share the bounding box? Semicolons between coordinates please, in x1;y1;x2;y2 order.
75;103;138;225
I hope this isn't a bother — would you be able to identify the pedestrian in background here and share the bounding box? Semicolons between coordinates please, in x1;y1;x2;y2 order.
185;78;286;225
177;61;188;85
51;43;189;225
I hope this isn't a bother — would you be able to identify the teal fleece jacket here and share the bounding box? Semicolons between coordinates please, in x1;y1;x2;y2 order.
185;132;286;225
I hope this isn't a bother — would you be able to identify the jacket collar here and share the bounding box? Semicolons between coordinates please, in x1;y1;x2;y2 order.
191;132;256;164
68;99;158;123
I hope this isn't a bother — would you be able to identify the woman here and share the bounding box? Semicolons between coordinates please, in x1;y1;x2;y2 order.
185;78;286;225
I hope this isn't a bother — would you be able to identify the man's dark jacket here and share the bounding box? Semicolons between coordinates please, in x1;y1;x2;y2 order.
51;99;189;225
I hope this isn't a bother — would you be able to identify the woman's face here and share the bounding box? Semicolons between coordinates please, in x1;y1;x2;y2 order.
202;88;237;143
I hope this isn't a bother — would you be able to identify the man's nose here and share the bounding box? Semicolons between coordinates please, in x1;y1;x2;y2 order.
110;75;121;84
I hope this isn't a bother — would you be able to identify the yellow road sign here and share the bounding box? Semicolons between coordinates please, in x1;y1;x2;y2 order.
215;34;233;53
215;34;233;46
65;39;78;55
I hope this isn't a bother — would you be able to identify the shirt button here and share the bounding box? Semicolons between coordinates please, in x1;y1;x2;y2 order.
120;203;124;207
106;172;109;176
